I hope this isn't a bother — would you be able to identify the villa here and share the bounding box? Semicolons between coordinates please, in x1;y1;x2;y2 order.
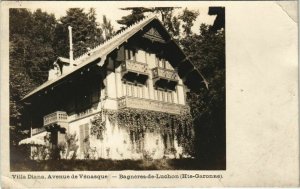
21;15;206;160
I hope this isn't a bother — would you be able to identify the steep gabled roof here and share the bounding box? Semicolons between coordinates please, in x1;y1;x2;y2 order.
23;14;207;101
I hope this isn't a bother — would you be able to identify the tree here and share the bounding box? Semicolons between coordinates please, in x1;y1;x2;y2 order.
117;7;181;37
182;24;225;167
153;7;181;39
53;8;104;59
9;8;57;164
101;15;114;40
117;7;153;27
28;9;57;83
178;8;199;37
9;8;56;125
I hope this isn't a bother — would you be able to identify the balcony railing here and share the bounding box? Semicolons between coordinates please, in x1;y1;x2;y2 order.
121;60;149;76
118;96;187;115
32;127;46;136
152;67;178;82
43;111;68;126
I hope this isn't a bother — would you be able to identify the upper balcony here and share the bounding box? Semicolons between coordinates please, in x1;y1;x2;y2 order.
43;111;68;126
152;67;179;88
118;96;187;115
121;60;149;78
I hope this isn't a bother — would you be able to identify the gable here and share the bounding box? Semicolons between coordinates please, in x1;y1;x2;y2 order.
142;27;166;43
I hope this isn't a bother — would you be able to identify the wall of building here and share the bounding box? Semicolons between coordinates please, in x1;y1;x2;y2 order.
110;47;186;105
67;112;185;160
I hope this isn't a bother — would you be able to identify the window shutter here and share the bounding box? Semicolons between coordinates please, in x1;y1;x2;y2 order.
116;46;125;62
80;124;90;154
84;123;89;138
79;124;84;153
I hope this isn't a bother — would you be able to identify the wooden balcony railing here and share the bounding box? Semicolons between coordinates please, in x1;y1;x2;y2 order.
43;111;68;126
118;96;187;115
152;67;178;82
121;60;149;76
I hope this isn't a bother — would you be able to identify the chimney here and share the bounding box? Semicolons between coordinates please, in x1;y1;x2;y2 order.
68;26;74;66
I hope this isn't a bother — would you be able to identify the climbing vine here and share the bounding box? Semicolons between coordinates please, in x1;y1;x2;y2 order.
90;113;106;140
90;108;195;156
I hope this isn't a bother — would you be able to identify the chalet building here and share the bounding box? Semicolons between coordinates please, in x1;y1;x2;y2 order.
21;15;206;160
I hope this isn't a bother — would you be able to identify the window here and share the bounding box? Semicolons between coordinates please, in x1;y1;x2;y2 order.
126;84;132;96
139;85;144;98
122;82;126;96
136;50;146;63
156;57;169;69
165;61;173;70
154;88;174;103
133;85;137;97
124;82;145;98
159;90;163;101
156;57;161;67
125;49;135;61
162;91;166;102
166;91;173;103
137;85;141;98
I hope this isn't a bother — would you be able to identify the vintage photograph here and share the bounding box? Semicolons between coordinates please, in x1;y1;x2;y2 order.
9;5;225;171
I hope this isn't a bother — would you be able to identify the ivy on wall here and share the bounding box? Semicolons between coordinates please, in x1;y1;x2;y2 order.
90;113;106;140
90;108;194;156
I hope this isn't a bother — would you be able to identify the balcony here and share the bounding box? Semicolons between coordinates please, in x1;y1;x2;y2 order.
152;67;179;89
121;60;149;78
43;111;68;126
118;96;187;115
152;67;178;82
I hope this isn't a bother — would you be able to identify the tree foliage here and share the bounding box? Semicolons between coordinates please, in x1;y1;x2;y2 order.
9;9;56;126
153;7;181;38
117;7;153;27
53;8;105;58
9;8;113;162
117;7;199;39
182;25;225;164
101;15;114;40
178;8;199;37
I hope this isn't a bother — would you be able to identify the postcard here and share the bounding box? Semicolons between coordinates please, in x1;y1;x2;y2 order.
0;1;298;187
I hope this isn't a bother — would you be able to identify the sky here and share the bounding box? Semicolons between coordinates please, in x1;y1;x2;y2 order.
37;6;217;35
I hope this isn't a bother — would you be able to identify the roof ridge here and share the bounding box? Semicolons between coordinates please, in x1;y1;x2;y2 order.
73;14;157;63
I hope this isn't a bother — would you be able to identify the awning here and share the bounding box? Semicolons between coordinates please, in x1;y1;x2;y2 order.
18;132;48;146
